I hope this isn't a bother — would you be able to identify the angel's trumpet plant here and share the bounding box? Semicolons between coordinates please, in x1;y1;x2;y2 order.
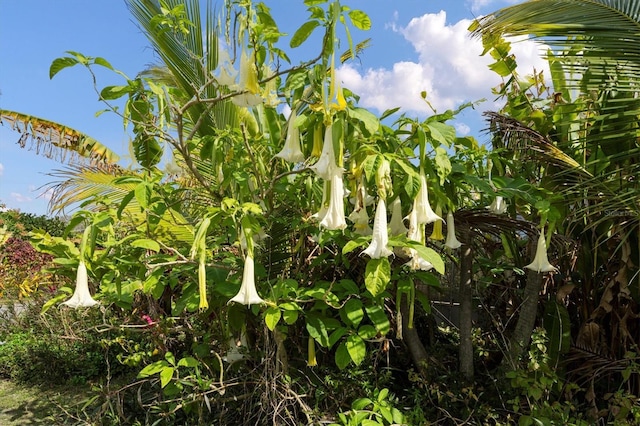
311;125;341;180
62;226;98;308
488;196;507;214
231;48;262;107
415;171;442;225
62;260;99;308
275;110;304;163
362;198;392;259
525;228;557;273
320;172;347;231
389;197;408;236
429;206;444;241
229;230;265;306
444;211;462;249
348;206;372;236
307;337;317;367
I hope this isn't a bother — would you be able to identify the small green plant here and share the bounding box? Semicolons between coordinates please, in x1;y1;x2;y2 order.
330;388;406;426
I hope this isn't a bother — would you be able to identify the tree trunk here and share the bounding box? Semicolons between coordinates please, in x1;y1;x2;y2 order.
459;239;474;381
505;269;544;368
400;294;429;377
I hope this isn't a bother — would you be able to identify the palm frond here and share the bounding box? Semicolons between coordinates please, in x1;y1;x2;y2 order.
0;109;120;165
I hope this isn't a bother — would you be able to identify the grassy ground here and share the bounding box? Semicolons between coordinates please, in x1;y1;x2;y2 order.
0;380;88;425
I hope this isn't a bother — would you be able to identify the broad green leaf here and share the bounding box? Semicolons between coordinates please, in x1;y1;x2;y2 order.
364;258;390;297
137;360;168;378
160;367;175;388
131;238;160;252
283;310;299;325
134;182;152;210
335;341;351;370
264;307;281;331
177;357;199;368
328;327;348;348
352;397;373;410
341;298;364;327
49;56;80;79
100;85;130;101
407;243;445;274
358;325;377;339
348;10;371;30
346;334;366;365
365;304;390;335
349;107;379;135
306;314;330;347
290;20;320;48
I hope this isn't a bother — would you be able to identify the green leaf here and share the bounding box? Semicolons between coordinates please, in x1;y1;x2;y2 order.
365;304;390;335
364;258;391;297
283;310;299;325
341;298;364;327
100;85;130;100
131;238;160;252
264;307;281;331
406;243;445;274
342;236;370;254
177;357;199;368
160;367;175;388
306;313;330;347
49;56;80;79
328;327;348;348
348;10;371;30
346;334;366;365
137;360;168;378
349;107;379;135
335;341;351;370
358;325;377;339
290;20;320;48
134;182;152;210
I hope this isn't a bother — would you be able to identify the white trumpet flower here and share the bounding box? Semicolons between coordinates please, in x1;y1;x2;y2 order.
229;255;266;305
231;48;262;107
389;198;408;236
319;172;347;231
444;211;462;249
311;125;341;180
362;198;393;259
488;196;507;214
275;110;305;163
415;172;442;225
62;261;99;308
525;229;557;273
405;253;434;271
348;206;373;236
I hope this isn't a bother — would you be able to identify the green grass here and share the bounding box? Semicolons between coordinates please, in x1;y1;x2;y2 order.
0;379;89;425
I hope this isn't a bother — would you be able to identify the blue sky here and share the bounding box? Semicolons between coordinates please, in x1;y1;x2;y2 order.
0;0;544;216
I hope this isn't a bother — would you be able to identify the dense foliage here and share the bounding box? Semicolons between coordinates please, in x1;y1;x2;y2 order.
1;0;640;425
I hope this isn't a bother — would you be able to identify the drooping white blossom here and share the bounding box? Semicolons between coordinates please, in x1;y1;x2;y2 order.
231;48;262;107
488;196;508;214
444;211;462;249
389;197;408;236
228;254;266;305
415;172;442;225
319;172;347;231
525;229;557;273
362;198;393;259
348;206;373;236
311;125;342;180
62;261;99;308
275;110;305;163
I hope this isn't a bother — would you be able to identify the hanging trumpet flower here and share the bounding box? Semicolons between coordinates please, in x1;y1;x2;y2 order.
62;260;99;308
525;228;557;273
231;48;262;107
229;227;266;306
389;197;408;236
319;172;347;231
307;337;317;367
429;206;444;241
190;217;211;311
415;170;442;225
311;125;341;180
444;211;462;249
362;198;393;259
275;109;305;163
488;196;507;214
62;226;98;308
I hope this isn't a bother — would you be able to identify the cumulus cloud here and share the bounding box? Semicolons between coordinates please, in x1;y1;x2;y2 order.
339;10;548;120
11;192;32;203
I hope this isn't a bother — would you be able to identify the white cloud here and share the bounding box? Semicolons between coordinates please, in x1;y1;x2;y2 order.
11;192;32;203
455;122;471;136
339;11;549;121
0;163;3;177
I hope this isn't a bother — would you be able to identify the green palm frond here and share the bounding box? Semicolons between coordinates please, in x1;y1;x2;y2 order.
48;166;193;244
0;109;120;165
